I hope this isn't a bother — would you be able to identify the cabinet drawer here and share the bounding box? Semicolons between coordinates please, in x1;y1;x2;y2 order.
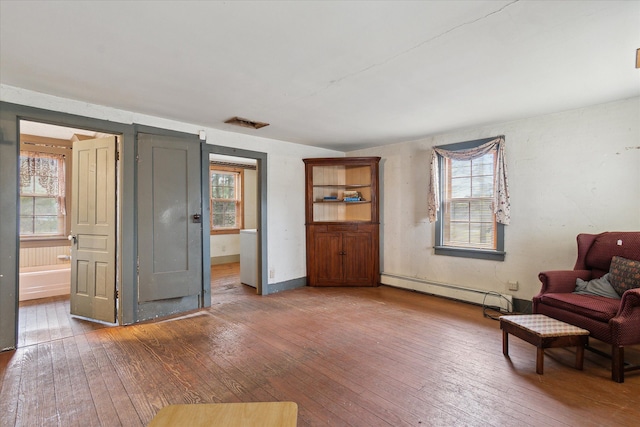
327;224;358;232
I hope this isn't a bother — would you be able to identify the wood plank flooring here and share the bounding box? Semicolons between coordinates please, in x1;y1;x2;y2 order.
16;296;111;348
2;262;639;426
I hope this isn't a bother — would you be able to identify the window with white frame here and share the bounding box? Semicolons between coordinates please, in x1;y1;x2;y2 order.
210;165;243;234
444;152;496;249
428;136;510;261
19;151;67;237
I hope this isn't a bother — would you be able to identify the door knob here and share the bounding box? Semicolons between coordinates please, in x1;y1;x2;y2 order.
192;213;201;223
68;234;77;244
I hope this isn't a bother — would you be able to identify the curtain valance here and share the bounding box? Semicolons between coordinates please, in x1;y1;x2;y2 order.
428;136;510;225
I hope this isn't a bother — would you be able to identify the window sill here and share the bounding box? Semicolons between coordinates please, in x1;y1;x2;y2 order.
20;237;70;248
434;246;505;261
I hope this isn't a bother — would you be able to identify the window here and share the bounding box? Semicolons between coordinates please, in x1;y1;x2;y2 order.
444;153;496;249
428;136;510;261
210;165;243;234
19;151;66;237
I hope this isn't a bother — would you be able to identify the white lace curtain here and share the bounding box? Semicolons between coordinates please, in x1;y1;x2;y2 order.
427;136;510;225
20;151;66;215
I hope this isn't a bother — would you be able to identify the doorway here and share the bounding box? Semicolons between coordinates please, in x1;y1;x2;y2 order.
204;145;268;297
209;154;258;294
1;103;274;351
17;120;119;346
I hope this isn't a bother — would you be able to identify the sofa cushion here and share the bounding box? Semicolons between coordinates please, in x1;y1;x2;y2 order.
609;256;640;296
539;293;619;323
574;273;620;299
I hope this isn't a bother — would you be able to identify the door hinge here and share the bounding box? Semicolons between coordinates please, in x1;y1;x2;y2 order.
137;256;140;275
116;151;120;161
115;289;119;299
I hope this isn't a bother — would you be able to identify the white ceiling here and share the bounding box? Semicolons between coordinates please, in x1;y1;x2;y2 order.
1;1;639;152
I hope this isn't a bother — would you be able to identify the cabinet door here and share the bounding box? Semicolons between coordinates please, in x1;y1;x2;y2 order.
314;232;344;286
343;232;374;286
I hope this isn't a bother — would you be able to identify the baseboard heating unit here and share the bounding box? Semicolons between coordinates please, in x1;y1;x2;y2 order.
381;273;513;311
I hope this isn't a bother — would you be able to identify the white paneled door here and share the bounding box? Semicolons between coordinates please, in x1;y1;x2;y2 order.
69;136;117;323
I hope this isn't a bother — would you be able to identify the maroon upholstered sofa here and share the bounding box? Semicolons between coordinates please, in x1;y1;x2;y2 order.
533;232;640;382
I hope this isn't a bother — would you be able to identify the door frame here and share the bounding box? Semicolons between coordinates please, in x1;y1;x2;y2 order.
202;144;268;296
0;102;135;350
0;103;264;350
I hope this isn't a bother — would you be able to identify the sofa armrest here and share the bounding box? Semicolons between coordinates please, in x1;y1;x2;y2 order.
610;288;640;346
537;270;592;295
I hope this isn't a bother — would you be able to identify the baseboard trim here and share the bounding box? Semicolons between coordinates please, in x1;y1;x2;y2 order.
211;255;240;265
268;276;306;294
513;298;532;314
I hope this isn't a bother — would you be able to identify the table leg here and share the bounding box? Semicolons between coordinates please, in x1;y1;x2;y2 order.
536;347;544;374
502;330;509;356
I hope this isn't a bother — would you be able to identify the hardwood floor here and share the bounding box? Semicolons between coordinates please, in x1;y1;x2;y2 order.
2;263;639;426
16;296;112;348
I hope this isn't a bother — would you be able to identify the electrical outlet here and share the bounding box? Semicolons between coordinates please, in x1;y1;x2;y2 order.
269;269;275;279
508;280;519;291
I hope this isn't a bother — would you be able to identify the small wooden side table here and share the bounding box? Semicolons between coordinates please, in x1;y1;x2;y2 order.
500;314;589;374
148;401;298;427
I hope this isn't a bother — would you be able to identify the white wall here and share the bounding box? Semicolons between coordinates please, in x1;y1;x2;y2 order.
350;97;640;300
1;84;343;285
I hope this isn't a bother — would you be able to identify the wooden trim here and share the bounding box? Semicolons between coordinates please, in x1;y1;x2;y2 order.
210;254;240;265
19;238;71;249
210;228;240;235
210;160;256;170
20;134;72;148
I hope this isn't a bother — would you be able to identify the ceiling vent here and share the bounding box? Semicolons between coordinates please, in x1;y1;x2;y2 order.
224;116;269;129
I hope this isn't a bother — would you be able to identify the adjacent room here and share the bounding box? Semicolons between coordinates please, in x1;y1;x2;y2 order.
1;1;639;426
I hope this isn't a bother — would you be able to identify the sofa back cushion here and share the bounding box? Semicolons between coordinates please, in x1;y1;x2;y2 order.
584;232;640;275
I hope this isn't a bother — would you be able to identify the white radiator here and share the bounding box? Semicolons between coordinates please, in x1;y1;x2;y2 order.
381;272;512;311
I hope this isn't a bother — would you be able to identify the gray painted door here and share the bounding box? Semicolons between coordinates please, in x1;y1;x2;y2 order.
70;136;117;323
137;133;202;302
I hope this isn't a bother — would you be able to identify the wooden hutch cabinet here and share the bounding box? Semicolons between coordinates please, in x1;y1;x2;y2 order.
303;157;380;287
